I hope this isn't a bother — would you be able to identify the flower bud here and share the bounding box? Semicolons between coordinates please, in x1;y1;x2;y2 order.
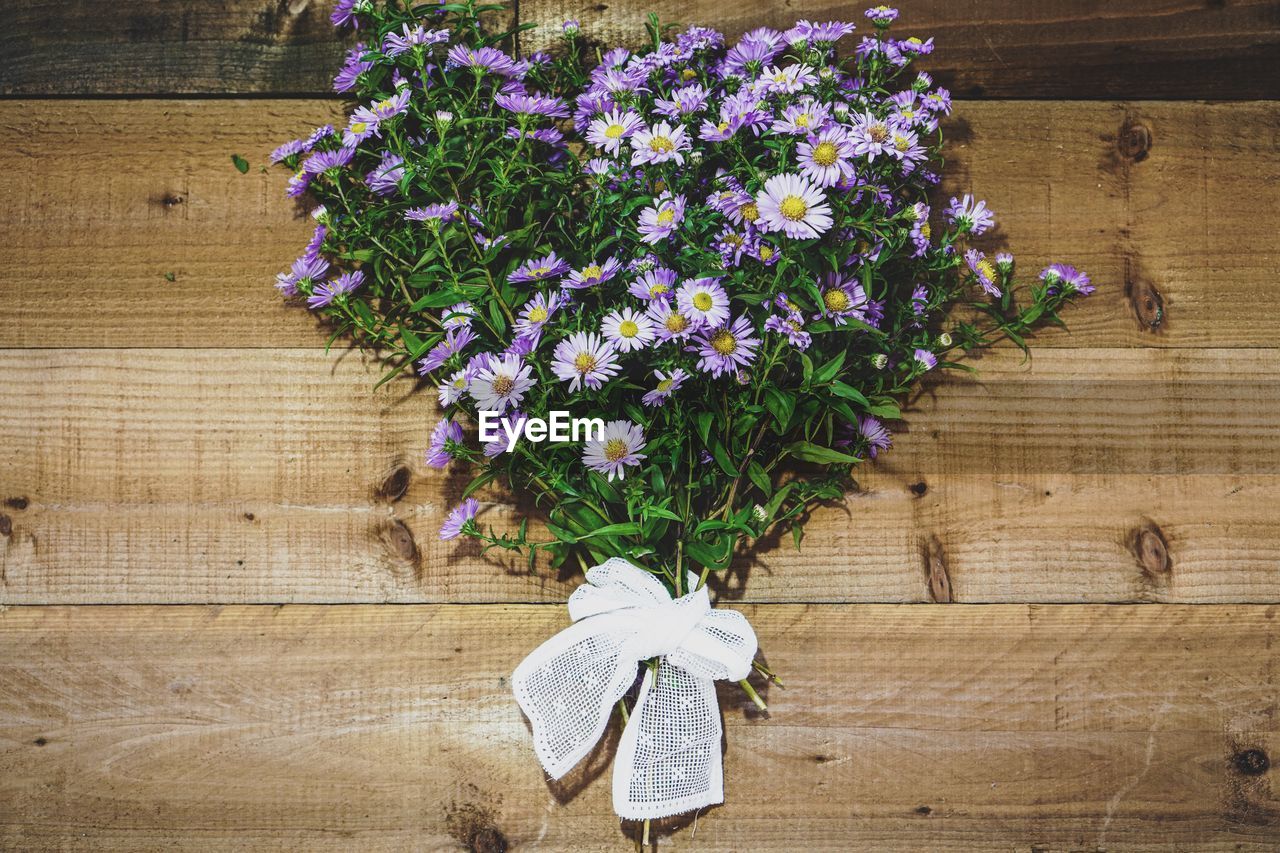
938;332;953;347
752;504;768;524
871;353;888;370
561;19;580;36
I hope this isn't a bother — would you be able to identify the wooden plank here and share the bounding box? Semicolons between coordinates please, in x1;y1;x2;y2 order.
4;100;1278;348
522;0;1280;99
3;0;1279;97
0;604;1276;849
3;347;1279;604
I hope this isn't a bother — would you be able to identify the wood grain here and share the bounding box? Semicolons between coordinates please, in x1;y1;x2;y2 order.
3;346;1278;604
3;0;1279;97
1;604;1276;850
524;0;1280;99
4;100;1278;349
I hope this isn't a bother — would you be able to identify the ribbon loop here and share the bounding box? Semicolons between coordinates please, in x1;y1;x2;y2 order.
512;558;758;820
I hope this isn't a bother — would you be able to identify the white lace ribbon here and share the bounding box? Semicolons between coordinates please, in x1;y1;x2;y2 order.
511;557;758;820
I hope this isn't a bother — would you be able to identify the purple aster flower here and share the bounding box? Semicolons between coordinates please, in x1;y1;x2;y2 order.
628;268;678;301
513;291;561;344
601;306;656;352
630;121;691;167
756;173;833;239
285;254;329;296
764;294;812;350
864;6;899;26
642;368;689;407
654;83;710;118
838;416;892;459
1040;264;1094;295
302;125;336;151
301;146;355;175
365;152;405;196
850;110;895;161
494;90;571;118
446;45;516;77
647;300;697;342
425;418;465;468
712;227;752;267
690;315;761;377
471;354;535;413
898;35;935;55
786;19;857;44
996;252;1015;273
923;88;952;114
405;201;461;226
946;194;995;235
333;43;373;92
384;24;449;57
418;327;477;374
437;365;477;406
269;138;305;164
330;0;365;29
908;202;932;256
760;63;818;94
913;348;937;371
797;126;856;188
911;284;929;317
551;332;621;391
721;30;785;75
509;251;571;284
285;170;312;198
441;301;474;329
439;498;479;540
562;19;581;36
676;26;724;52
771;100;830;136
306;269;363;309
888;127;926;172
564;257;622;290
676;277;730;329
586;109;643;155
637;193;686;244
815;273;869;325
582;420;647;482
965;249;1002;297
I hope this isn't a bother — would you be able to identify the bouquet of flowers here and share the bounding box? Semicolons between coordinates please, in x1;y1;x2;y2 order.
270;0;1092;832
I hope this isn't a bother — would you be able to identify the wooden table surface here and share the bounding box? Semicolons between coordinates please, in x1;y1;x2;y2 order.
3;1;1280;849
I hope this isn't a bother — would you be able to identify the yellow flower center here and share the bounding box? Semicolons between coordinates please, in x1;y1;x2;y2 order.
723;234;743;247
491;376;514;396
824;289;850;312
618;320;639;338
665;313;688;333
779;195;808;221
692;292;714;311
907;36;922;45
739;201;759;222
649;283;670;297
657;208;675;225
656;378;674;392
812;141;839;167
529;266;550;278
604;438;630;462
919;222;931;240
351;121;368;134
581;264;602;279
868;124;889;143
681;68;697;80
376;99;394;111
758;245;774;261
976;259;997;280
711;330;737;355
604;124;625;139
894;134;912;152
526;306;548;323
717;121;730;133
649;135;675;153
574;353;597;374
796;113;811;127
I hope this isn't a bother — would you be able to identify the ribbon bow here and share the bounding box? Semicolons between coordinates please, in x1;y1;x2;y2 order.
512;558;758;820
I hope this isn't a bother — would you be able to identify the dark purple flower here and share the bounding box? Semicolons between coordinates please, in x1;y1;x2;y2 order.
425;418;465;468
306;269;363;309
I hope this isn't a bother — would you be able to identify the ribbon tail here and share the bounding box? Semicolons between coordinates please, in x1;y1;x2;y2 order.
512;617;639;779
612;659;724;820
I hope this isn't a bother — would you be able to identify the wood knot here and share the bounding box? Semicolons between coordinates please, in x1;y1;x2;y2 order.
377;465;412;502
908;480;928;497
1118;121;1152;162
1234;748;1270;776
922;535;953;603
470;827;508;853
0;514;10;537
1129;520;1171;579
1126;276;1165;331
4;496;28;510
380;519;419;564
914;805;932;815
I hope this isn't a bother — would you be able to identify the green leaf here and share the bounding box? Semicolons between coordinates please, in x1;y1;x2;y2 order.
695;411;715;445
746;461;771;497
575;522;641;541
813;351;846;385
763;387;795;430
785;441;861;465
709;438;737;477
230;154;249;174
829;380;870;408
